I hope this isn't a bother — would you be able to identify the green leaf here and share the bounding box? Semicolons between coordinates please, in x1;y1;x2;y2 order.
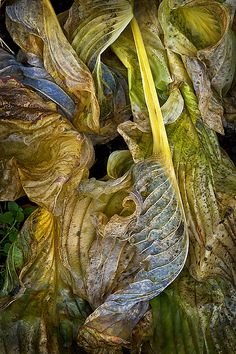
7;202;25;222
112;1;182;131
150;269;236;353
112;27;149;125
3;242;11;255
166;83;236;283
15;210;25;223
8;228;18;242
7;201;20;212
134;0;172;94
0;212;14;225
23;206;37;218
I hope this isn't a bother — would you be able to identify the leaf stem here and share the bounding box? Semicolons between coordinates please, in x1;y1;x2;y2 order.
0;220;17;245
130;18;172;165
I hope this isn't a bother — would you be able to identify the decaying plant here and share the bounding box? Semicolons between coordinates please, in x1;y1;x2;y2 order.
0;1;235;353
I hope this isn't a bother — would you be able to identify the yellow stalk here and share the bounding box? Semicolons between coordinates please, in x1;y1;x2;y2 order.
130;18;188;249
131;18;177;187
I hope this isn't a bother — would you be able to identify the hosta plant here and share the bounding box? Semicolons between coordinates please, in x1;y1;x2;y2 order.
0;0;235;353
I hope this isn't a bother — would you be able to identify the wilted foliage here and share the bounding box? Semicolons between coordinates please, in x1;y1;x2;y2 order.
0;1;235;353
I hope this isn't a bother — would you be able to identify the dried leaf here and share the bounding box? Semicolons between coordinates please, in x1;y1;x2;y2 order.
199;30;236;97
0;158;24;201
6;0;100;133
0;208;91;354
159;0;231;133
64;0;132;143
76;18;188;351
77;159;187;351
0;78;94;215
182;56;224;134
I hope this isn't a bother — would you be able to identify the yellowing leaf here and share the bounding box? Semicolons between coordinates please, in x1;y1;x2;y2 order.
159;0;229;56
64;0;133;143
72;18;187;351
118;121;153;162
107;150;133;179
0;158;24;201
0;208;91;354
133;0;172;94
130;17;184;201
159;0;231;133
112;28;149;126
0;78;94;215
6;0;100;133
167;83;236;283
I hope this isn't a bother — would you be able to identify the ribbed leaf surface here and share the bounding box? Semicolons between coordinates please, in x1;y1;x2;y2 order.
78;160;188;350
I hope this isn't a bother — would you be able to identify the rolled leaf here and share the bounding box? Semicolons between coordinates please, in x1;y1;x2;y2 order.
77;159;187;351
76;17;188;351
64;0;132;143
0;49;76;120
159;0;229;56
6;0;100;133
159;0;231;133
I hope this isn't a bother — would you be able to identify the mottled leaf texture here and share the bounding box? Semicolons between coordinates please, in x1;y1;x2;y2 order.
6;0;100;133
159;0;231;134
77;160;187;351
0;208;91;354
0;77;95;353
0;1;235;353
64;0;132;143
167;83;236;285
74;16;188;351
0;78;94;214
0;71;188;352
0;49;76;120
150;268;236;354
